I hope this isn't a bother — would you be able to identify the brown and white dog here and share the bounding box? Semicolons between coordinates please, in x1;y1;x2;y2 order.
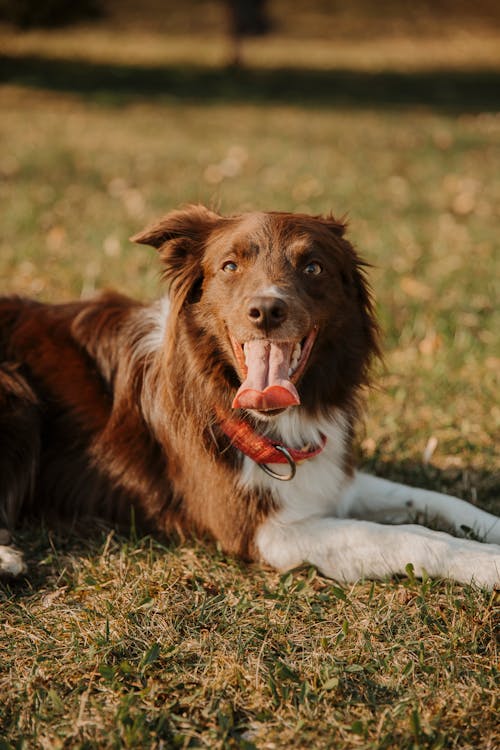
1;206;499;586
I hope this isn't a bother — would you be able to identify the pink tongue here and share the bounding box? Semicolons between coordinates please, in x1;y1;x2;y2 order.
232;340;300;411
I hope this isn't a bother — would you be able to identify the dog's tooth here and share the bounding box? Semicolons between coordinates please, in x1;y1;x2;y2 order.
289;352;300;376
293;343;302;360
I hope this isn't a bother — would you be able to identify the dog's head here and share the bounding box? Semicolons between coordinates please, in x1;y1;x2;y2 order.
132;205;379;419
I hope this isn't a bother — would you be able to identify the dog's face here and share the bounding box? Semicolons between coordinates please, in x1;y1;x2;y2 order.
133;205;378;419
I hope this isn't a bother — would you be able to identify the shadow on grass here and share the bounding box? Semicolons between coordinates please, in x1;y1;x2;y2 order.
0;524;172;597
1;53;500;111
359;457;500;516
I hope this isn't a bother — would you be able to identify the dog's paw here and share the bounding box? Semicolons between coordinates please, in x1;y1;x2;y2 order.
0;545;27;577
449;541;500;590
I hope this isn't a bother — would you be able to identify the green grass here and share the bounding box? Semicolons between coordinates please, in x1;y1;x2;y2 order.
1;4;499;748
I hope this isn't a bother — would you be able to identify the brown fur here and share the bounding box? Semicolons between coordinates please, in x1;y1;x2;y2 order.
0;206;378;560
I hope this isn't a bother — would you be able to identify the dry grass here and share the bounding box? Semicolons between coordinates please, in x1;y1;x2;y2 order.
1;532;499;749
3;26;500;72
1;3;500;747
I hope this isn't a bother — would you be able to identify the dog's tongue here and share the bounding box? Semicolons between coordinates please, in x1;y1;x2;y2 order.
232;340;300;411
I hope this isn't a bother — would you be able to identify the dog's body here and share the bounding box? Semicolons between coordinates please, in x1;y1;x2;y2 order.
1;206;499;586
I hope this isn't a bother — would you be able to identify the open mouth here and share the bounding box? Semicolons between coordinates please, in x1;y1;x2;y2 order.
228;327;318;412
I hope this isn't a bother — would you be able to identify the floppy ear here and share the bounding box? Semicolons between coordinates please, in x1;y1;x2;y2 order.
131;204;220;249
338;236;381;368
131;204;220;305
318;213;380;363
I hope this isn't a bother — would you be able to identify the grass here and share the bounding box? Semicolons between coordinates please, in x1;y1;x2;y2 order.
1;3;499;747
1;532;498;749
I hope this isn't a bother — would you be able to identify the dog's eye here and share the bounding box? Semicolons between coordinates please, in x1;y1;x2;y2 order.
222;261;238;273
303;261;322;276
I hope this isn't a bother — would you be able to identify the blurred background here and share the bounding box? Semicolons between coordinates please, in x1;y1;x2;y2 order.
0;0;499;492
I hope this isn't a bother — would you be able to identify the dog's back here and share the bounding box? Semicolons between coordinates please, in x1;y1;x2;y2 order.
0;294;166;530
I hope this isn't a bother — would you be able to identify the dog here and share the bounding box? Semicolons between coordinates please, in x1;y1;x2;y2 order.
1;205;499;587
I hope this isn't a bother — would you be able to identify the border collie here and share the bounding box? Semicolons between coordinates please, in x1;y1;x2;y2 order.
1;206;499;587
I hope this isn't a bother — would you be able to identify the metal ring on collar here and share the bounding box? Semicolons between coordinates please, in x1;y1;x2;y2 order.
258;444;297;481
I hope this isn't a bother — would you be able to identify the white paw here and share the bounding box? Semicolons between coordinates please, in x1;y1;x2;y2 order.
448;541;500;590
0;545;27;577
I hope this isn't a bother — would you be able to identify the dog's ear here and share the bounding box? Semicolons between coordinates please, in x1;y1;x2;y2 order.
131;205;220;305
317;213;380;363
131;204;220;250
334;234;381;370
318;213;347;238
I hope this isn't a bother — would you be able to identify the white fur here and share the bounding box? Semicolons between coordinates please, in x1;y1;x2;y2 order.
257;515;500;589
253;410;500;589
0;545;27;577
342;472;500;543
256;285;288;299
132;295;170;359
241;410;351;522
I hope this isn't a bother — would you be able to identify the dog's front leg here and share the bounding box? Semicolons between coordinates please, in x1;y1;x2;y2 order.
256;515;500;588
340;472;500;544
0;543;27;577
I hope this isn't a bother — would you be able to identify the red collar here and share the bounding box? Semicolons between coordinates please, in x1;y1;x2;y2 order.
217;413;327;467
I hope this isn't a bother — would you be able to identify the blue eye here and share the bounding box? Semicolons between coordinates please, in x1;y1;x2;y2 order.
222;261;238;273
304;261;322;275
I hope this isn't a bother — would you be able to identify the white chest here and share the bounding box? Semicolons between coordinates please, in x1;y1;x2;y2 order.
240;410;351;522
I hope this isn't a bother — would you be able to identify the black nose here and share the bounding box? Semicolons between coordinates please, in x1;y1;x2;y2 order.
247;296;288;329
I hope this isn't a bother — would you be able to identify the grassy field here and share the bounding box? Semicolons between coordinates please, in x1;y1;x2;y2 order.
1;3;499;748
